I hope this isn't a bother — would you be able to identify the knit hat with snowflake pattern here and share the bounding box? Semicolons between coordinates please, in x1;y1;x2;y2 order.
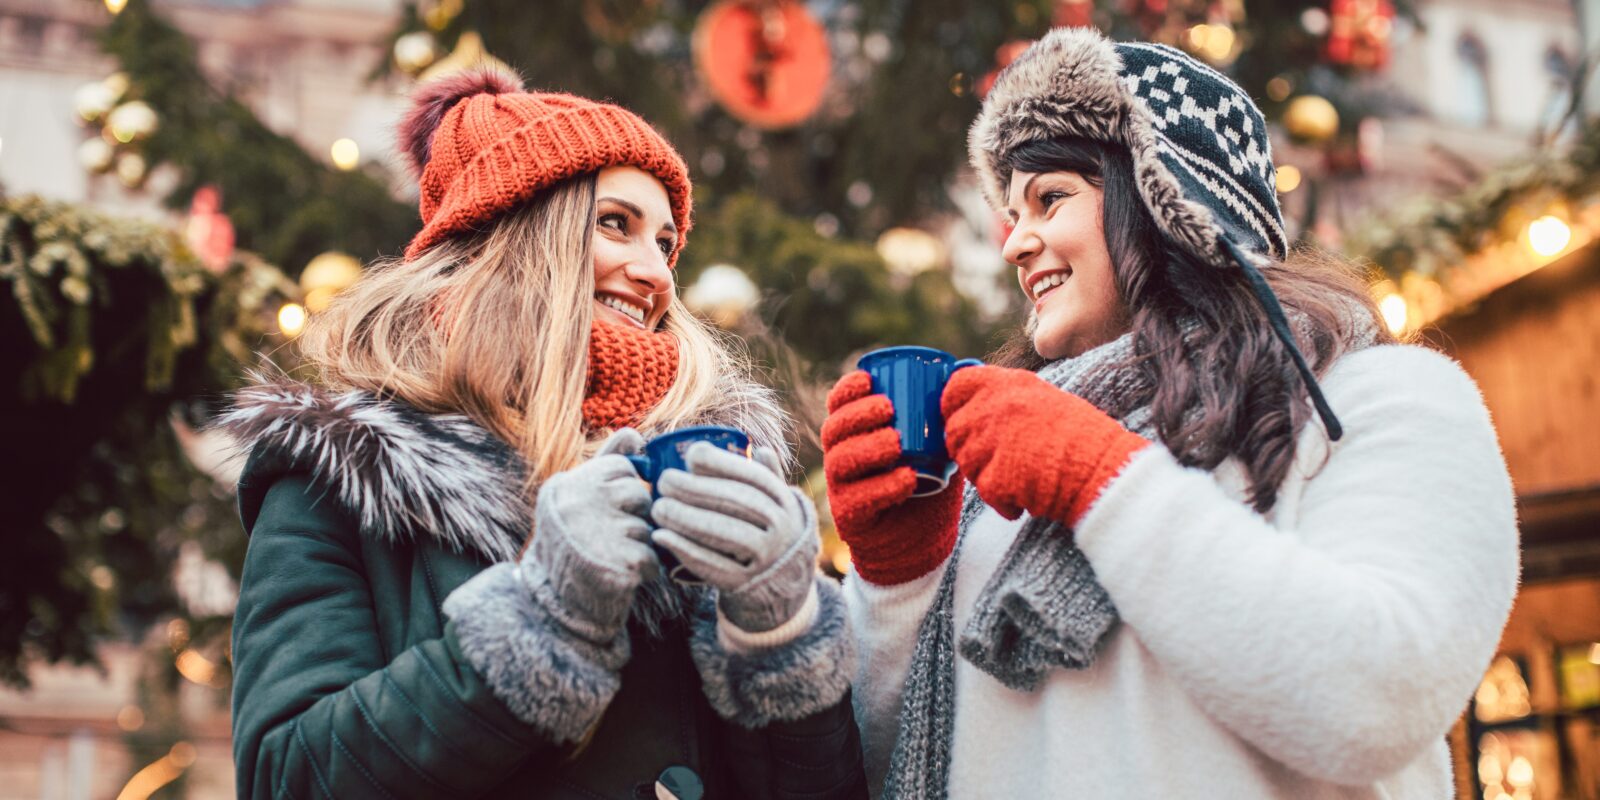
969;27;1343;439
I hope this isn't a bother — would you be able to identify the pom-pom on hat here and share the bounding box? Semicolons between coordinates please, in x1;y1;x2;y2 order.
397;68;692;263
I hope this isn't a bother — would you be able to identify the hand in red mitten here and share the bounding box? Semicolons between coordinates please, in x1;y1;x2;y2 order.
941;366;1149;526
821;371;964;585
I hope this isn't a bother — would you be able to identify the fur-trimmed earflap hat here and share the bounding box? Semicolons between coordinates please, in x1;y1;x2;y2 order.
970;26;1286;268
398;68;692;263
970;27;1345;438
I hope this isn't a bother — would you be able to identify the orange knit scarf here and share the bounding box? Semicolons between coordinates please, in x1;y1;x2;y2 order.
583;319;679;430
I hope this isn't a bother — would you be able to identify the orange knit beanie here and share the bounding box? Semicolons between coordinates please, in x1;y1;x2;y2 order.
397;68;692;262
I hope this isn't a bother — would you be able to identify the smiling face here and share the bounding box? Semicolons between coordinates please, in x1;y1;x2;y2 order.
1003;169;1129;360
592;166;678;330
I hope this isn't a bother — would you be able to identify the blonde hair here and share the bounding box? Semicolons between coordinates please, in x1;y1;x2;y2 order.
298;174;788;496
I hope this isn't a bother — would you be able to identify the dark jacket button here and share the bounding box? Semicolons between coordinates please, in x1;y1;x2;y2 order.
654;765;704;800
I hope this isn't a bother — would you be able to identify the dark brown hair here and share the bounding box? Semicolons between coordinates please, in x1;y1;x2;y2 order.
993;137;1395;511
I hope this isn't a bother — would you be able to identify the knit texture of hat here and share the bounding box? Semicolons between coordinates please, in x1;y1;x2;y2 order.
969;27;1287;269
583;320;679;430
398;68;692;263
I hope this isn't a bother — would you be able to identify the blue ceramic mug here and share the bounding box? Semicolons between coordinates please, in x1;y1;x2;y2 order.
624;425;752;581
857;346;983;497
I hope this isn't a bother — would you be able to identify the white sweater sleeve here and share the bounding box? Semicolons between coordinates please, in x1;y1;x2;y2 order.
1072;345;1519;784
843;565;948;795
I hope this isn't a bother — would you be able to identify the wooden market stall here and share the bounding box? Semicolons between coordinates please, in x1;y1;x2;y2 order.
1425;240;1600;800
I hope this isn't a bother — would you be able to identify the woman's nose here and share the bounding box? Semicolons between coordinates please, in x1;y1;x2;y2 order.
1002;221;1041;267
625;253;674;295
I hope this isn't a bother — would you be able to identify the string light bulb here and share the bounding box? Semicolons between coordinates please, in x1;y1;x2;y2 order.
278;302;307;337
1275;165;1302;193
330;138;360;171
1527;215;1571;257
684;264;759;327
1379;292;1408;335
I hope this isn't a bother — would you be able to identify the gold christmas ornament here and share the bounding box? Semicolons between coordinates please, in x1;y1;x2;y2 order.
300;251;363;312
684;264;759;327
1185;23;1238;66
875;227;946;276
103;72;130;99
73;81;119;125
107;100;159;144
77;137;116;173
421;0;464;31
393;31;439;74
1282;94;1339;144
418;31;513;83
114;152;147;188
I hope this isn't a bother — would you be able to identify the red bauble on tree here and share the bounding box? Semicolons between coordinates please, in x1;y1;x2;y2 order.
1325;0;1394;70
978;40;1035;99
1053;0;1095;29
693;0;830;129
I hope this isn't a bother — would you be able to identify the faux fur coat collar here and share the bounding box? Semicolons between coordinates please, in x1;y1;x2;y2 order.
216;378;791;563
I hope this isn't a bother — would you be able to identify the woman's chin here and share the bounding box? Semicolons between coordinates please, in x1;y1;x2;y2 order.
1031;328;1073;360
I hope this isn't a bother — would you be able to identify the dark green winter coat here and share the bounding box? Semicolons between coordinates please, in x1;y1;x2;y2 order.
222;381;866;799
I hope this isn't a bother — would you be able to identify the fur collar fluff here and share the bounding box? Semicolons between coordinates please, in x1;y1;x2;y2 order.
216;378;792;563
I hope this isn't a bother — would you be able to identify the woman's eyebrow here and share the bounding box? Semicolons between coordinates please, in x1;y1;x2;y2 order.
598;196;676;235
1005;174;1042;219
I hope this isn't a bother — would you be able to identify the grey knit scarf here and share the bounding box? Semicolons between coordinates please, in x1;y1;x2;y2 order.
882;310;1379;799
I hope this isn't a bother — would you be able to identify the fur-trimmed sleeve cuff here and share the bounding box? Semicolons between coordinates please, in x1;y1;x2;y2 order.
689;576;856;729
442;563;629;744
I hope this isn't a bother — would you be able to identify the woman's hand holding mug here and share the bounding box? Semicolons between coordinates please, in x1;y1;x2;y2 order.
941;366;1149;526
521;428;659;646
821;371;965;586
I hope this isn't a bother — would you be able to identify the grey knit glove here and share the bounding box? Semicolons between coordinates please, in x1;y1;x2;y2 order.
651;444;819;633
521;428;659;645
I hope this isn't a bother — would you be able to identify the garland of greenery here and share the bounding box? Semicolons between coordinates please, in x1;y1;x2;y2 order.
0;194;294;687
1349;115;1600;290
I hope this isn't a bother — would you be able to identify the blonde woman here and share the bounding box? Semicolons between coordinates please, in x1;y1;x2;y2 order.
221;70;863;799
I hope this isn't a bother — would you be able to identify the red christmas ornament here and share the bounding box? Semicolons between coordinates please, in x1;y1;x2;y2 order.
1325;0;1393;70
1053;0;1094;29
693;0;830;129
994;212;1014;251
977;40;1034;99
184;185;235;274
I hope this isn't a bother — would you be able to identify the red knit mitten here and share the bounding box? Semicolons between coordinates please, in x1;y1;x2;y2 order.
822;371;964;585
942;366;1150;526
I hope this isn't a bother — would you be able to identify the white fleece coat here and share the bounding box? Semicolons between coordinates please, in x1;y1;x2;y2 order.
846;344;1520;799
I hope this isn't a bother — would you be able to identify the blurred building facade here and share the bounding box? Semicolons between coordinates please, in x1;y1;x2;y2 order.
0;0;408;220
1431;240;1600;799
1276;0;1584;243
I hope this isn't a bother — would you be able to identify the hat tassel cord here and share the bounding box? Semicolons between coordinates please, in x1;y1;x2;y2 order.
1218;236;1344;441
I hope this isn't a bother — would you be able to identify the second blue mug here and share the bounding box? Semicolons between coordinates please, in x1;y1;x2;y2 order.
624;425;751;581
857;346;982;497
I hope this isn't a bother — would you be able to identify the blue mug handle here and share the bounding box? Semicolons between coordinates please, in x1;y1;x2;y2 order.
624;454;653;484
953;358;983;372
621;452;706;584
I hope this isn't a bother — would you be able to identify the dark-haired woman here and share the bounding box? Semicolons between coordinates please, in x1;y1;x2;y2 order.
822;29;1517;798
